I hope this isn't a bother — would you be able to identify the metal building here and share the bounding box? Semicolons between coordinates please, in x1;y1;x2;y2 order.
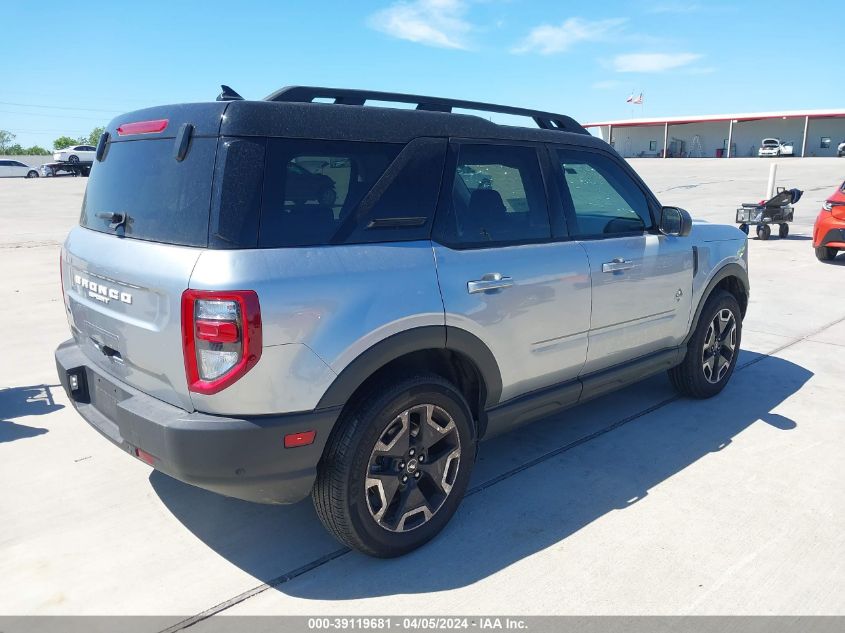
585;109;845;158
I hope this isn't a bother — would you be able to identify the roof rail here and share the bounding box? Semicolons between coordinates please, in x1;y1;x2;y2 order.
264;86;588;134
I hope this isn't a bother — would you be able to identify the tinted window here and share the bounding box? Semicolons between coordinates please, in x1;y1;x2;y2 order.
259;139;403;247
556;150;651;236
80;138;217;247
436;144;550;247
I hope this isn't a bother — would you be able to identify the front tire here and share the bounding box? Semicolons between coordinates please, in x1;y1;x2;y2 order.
779;223;789;238
757;224;771;240
313;374;476;558
815;246;838;261
669;290;742;399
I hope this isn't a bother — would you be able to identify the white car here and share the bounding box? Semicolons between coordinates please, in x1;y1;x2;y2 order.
758;138;794;157
53;144;96;163
0;159;40;178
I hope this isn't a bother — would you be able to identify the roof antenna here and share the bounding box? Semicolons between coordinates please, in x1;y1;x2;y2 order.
217;85;244;101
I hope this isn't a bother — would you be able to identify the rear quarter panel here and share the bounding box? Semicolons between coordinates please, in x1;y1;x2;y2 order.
188;241;445;415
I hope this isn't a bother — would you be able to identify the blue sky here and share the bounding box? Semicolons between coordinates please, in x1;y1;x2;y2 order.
3;0;840;148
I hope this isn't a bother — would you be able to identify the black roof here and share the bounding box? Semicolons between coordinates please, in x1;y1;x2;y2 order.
264;86;587;133
106;86;606;149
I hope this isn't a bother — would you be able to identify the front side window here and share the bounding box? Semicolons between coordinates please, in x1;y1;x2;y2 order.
436;144;550;247
556;149;651;236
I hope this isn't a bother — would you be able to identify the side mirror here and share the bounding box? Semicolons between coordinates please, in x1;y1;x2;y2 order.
659;206;692;237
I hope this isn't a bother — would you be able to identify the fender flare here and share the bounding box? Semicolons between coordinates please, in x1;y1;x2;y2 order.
315;326;503;410
685;263;749;344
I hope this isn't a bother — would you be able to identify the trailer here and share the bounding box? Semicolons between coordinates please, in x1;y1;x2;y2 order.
41;161;92;177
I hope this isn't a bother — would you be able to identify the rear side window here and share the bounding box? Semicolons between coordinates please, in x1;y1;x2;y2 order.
259;138;445;247
556;149;651;236
435;144;551;247
80;138;217;247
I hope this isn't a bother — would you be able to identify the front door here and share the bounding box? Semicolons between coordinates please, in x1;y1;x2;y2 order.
551;147;694;374
432;142;591;403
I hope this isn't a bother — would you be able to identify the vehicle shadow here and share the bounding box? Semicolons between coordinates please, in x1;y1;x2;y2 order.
152;350;811;600
0;384;59;443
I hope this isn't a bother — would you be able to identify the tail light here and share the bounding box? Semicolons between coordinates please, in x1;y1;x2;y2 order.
181;290;262;394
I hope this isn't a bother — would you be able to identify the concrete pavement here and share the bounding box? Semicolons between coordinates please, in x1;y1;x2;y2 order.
1;158;843;623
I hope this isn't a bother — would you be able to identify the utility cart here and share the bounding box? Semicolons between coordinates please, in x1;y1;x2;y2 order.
736;187;802;240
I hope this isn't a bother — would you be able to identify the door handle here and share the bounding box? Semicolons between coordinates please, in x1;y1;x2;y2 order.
467;273;514;294
601;258;635;273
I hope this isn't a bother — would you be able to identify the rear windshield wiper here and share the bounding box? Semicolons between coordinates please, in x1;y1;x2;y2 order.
96;211;128;230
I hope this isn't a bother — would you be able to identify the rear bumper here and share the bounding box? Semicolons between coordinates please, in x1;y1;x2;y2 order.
55;339;340;504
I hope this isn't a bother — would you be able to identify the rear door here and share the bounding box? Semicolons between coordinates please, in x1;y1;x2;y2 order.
550;146;693;374
432;141;591;403
0;161;11;177
61;104;226;410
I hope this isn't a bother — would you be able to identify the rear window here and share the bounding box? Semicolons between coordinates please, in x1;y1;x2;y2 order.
258;138;445;247
80;138;217;247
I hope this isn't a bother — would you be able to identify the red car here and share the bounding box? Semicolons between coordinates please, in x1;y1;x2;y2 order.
814;180;845;261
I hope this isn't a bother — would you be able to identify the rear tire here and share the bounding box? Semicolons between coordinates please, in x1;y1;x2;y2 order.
26;170;39;178
313;374;476;558
738;223;749;235
779;223;789;238
815;246;838;261
669;290;742;399
756;224;771;240
68;155;79;164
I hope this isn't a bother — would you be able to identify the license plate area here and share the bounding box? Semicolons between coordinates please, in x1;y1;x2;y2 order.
90;373;124;421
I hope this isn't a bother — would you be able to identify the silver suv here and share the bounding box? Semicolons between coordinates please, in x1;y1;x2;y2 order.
56;86;749;557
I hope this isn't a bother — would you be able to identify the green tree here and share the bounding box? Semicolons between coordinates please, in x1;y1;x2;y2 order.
0;130;15;152
87;126;106;146
53;136;80;150
25;146;50;156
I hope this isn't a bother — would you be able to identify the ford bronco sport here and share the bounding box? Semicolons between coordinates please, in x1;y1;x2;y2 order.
56;86;749;557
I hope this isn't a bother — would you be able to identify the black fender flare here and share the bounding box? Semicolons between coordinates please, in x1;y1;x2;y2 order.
685;263;749;344
315;326;503;411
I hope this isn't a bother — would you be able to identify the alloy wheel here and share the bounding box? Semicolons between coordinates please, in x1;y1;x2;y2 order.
702;308;737;384
365;403;461;533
